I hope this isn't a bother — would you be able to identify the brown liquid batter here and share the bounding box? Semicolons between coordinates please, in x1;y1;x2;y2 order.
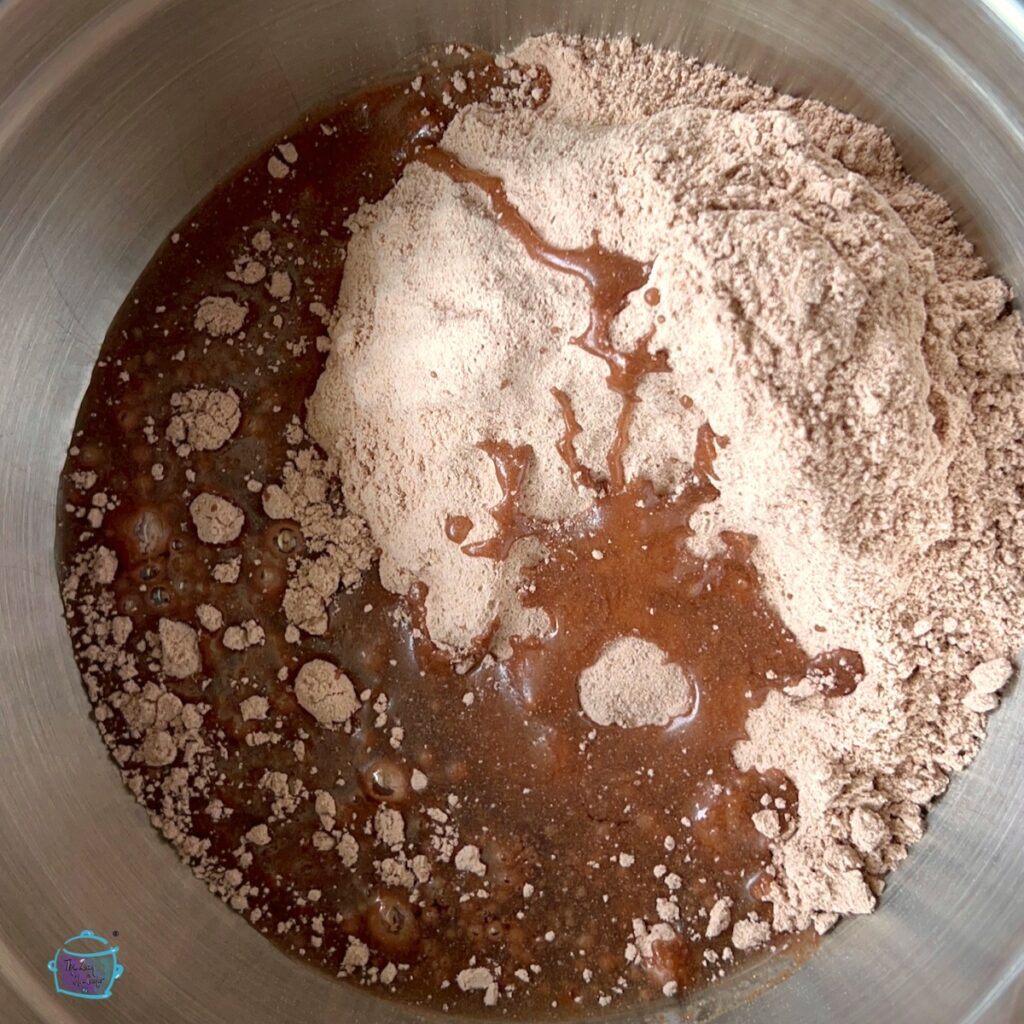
57;48;856;1017
461;440;538;560
444;514;475;545
551;387;602;493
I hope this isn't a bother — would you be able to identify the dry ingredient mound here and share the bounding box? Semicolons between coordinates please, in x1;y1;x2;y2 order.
308;35;1024;934
579;638;696;728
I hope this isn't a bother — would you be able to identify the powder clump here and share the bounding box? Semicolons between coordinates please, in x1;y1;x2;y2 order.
194;295;248;337
262;446;375;636
294;659;360;728
578;637;695;727
189;492;245;544
158;618;202;679
167;387;241;455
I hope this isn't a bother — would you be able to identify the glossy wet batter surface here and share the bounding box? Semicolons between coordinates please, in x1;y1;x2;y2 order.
57;48;852;1016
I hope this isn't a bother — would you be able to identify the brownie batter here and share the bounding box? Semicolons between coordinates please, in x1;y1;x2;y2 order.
57;46;854;1016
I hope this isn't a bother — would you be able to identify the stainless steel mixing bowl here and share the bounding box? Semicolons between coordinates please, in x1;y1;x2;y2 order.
1;1;1022;1021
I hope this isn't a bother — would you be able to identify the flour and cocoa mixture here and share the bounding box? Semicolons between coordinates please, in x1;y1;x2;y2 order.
57;35;1022;1016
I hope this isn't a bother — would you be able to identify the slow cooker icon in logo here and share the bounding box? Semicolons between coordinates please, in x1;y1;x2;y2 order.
47;930;125;999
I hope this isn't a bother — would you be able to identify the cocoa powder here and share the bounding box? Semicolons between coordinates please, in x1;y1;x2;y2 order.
308;34;1024;936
